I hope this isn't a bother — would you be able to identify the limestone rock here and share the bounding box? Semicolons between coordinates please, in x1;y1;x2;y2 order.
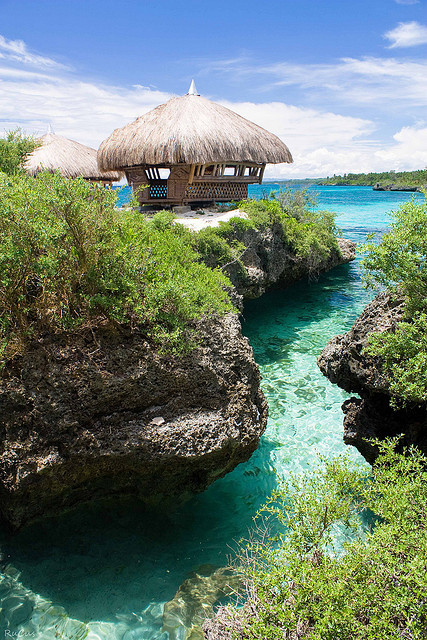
162;564;241;640
318;292;427;462
224;223;355;299
0;314;267;528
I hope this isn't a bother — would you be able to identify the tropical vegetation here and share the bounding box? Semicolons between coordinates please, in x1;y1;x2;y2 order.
362;195;427;404
0;171;233;361
213;441;427;639
0;155;340;366
0;129;39;176
206;193;427;639
194;189;339;278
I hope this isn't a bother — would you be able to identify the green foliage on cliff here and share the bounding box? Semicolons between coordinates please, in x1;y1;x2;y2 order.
0;129;40;176
318;169;427;188
361;196;427;404
223;441;427;640
192;190;339;275
0;172;232;361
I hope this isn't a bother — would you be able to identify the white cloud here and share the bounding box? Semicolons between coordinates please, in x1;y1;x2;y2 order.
262;57;427;107
0;35;68;69
221;101;427;179
394;0;419;5
384;21;427;48
263;125;427;180
376;125;427;167
0;66;172;148
203;54;427;110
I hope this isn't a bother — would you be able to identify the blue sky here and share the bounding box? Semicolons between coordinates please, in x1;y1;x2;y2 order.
0;0;426;177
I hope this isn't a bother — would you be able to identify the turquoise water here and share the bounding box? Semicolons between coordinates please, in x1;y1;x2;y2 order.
0;187;425;638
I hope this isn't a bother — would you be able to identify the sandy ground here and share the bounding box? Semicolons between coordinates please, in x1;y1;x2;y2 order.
174;208;248;231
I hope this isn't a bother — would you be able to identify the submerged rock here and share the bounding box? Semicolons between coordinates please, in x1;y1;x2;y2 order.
0;313;267;528
162;564;242;640
318;292;427;462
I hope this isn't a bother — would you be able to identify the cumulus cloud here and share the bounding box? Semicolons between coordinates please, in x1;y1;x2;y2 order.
221;100;376;177
264;124;427;180
376;125;427;167
384;21;427;48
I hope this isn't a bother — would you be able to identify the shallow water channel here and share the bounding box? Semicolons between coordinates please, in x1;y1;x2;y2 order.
0;187;424;638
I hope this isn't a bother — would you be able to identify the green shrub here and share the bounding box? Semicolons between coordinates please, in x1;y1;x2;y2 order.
238;197;286;227
240;194;339;274
222;441;427;640
151;209;176;231
193;226;240;268
283;209;338;268
192;218;250;270
361;196;427;404
0;172;233;361
192;193;338;276
0;178;340;363
271;186;319;221
0;129;40;176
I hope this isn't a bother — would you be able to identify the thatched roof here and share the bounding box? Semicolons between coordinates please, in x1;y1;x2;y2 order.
98;92;293;170
24;133;122;181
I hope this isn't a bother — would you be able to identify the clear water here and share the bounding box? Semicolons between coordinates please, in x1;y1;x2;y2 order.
0;186;424;638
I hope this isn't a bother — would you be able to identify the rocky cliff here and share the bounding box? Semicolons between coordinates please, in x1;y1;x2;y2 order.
0;226;354;528
318;292;427;462
0;314;267;528
224;222;355;300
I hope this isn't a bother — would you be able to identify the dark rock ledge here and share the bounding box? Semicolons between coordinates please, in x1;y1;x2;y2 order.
226;222;355;300
0;314;267;528
318;291;427;463
0;229;354;528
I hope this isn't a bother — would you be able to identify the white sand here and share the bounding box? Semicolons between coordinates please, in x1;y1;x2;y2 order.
174;208;248;231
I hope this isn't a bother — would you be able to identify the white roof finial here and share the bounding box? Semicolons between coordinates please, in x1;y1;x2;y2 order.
187;79;199;96
47;122;54;134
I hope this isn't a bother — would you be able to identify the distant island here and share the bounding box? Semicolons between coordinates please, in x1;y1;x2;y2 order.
264;177;323;186
317;169;427;190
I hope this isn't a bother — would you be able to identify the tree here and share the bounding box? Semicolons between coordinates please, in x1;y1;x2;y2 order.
0;129;40;176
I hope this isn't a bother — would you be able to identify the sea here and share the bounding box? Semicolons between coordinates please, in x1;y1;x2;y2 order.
0;185;425;639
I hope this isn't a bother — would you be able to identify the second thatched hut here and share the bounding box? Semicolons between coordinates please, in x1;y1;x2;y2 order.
24;132;122;185
98;82;292;206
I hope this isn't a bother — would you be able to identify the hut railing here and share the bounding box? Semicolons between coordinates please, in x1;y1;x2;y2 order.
185;182;248;201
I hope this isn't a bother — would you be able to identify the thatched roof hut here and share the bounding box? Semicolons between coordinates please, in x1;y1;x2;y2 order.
98;82;292;205
24;132;122;184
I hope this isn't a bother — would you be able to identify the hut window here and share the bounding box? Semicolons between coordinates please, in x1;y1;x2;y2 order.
223;166;237;176
145;167;170;181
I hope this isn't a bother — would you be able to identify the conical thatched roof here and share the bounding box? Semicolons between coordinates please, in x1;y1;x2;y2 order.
98;93;293;170
24;133;122;181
